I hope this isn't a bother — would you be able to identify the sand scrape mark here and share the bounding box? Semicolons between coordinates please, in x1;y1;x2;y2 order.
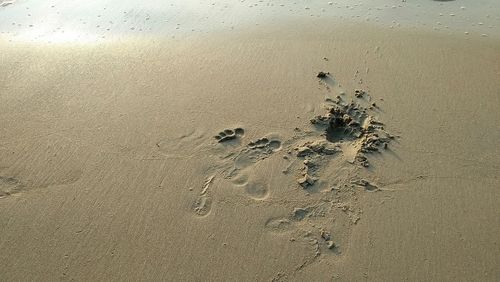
192;175;215;217
352;179;379;191
0;0;14;7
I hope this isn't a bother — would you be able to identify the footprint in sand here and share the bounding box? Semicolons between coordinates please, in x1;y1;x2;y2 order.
231;173;249;186
247;137;281;151
214;132;281;200
0;169;81;199
243;180;270;200
0;176;24;199
265;217;294;233
192;175;215;217
231;174;270;200
214;128;245;143
222;136;281;200
265;205;343;255
264;208;311;234
192;194;212;217
227;137;282;178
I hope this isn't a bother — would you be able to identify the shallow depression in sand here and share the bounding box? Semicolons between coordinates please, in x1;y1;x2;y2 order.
243;180;270;200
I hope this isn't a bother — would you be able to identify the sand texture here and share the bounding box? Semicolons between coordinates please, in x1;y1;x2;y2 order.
1;1;500;281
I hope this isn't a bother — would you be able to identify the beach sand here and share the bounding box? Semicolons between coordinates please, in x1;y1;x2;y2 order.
1;1;499;281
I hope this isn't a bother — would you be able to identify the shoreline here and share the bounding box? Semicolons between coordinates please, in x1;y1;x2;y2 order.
1;0;500;44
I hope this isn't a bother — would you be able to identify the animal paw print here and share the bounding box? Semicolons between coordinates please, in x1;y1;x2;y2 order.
214;128;245;143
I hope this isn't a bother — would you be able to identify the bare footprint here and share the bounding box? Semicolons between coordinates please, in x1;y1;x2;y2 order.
247;137;281;151
231;173;249;186
243;180;270;200
229;137;282;177
265;217;294;233
192;194;212;217
214;128;245;143
0;176;24;199
192;175;215;217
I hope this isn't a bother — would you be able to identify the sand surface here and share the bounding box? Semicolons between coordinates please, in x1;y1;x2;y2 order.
1;1;500;281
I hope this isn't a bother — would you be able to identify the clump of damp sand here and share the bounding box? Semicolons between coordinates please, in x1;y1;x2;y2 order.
294;88;396;188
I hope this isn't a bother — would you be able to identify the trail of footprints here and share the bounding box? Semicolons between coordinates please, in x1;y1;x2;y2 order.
191;82;396;278
192;87;395;274
190;130;283;217
206;89;391;202
220;131;282;200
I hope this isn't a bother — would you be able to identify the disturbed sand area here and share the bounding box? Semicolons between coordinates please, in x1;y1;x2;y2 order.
1;8;500;282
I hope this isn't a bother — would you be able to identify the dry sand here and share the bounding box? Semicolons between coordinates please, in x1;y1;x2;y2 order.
1;1;500;282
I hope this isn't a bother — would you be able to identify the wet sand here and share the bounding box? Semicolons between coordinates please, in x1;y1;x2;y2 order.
1;1;500;282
